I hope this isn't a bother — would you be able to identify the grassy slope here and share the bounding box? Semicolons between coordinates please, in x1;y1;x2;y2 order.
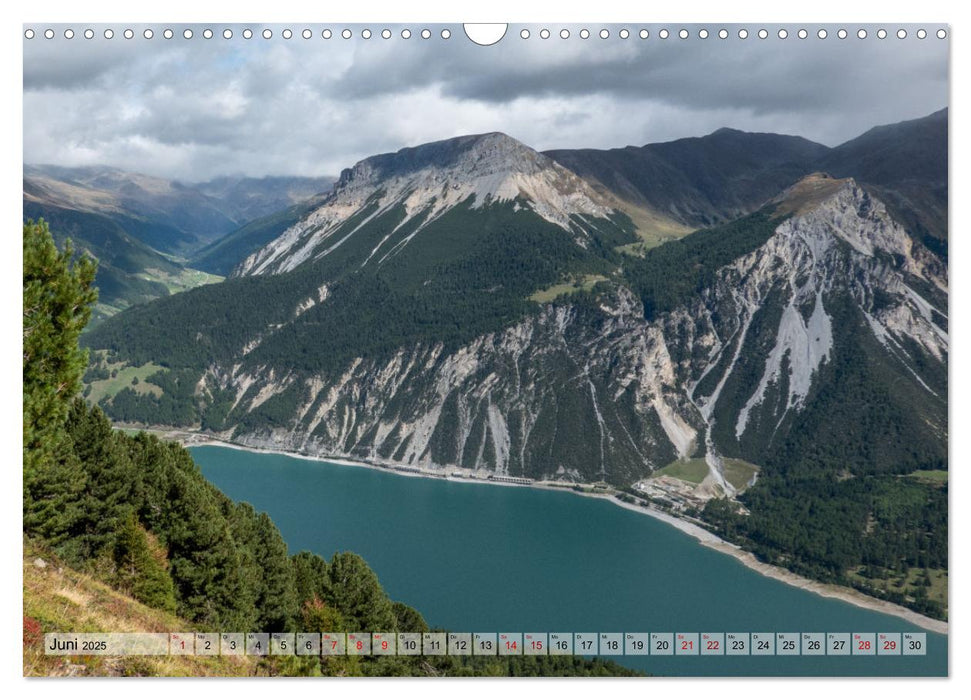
652;459;709;484
652;457;758;492
139;267;224;295
23;538;262;677
721;458;760;490
529;274;609;303
85;361;164;404
905;470;948;484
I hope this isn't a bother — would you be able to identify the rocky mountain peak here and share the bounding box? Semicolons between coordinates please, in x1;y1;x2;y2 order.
769;175;934;280
239;133;616;275
335;132;547;191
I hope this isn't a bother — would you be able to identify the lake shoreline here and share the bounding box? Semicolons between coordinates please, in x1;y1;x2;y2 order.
137;427;947;635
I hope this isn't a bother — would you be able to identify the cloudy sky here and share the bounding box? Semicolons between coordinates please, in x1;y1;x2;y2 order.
23;23;949;182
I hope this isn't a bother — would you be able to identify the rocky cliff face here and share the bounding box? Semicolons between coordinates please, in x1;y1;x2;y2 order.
205;289;698;485
200;177;947;489
673;177;946;488
235;132;616;276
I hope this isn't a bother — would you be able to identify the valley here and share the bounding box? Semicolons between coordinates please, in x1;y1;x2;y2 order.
24;165;334;323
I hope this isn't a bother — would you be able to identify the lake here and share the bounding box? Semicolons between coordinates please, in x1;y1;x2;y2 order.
191;445;947;677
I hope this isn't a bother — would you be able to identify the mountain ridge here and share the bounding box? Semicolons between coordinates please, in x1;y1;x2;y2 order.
25;164;336;254
817;108;948;254
544;127;830;231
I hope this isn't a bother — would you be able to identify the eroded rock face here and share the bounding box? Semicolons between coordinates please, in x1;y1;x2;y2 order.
202;179;947;487
682;180;946;451
207;292;697;485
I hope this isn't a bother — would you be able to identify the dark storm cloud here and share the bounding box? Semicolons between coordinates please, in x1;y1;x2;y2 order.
22;23;948;181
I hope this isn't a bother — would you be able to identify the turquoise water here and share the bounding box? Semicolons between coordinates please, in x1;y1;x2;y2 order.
191;445;947;677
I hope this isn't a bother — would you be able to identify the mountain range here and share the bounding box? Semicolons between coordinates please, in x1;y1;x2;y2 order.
55;109;948;616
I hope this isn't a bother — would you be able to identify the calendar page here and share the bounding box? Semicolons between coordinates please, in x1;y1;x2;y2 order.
21;17;949;682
